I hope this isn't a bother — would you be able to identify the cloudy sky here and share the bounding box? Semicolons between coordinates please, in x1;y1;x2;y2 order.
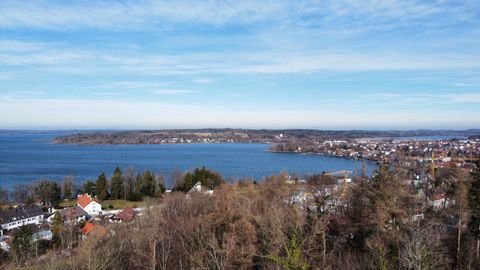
0;0;479;129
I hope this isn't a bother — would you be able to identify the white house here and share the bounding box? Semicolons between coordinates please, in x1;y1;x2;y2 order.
428;192;451;210
187;182;213;195
188;182;202;193
0;205;45;236
33;230;53;241
77;194;102;216
0;235;11;252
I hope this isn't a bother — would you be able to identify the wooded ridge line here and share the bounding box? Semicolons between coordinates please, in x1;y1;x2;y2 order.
53;128;480;145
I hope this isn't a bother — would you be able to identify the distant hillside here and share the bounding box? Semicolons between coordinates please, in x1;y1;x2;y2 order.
53;129;480;145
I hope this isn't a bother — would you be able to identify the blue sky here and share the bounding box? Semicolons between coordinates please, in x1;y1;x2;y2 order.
0;0;479;129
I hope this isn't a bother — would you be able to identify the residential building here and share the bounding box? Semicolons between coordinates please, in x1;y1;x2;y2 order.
0;205;44;236
111;208;136;223
0;235;10;252
77;194;102;216
187;182;214;195
428;192;449;210
47;206;89;224
81;222;108;240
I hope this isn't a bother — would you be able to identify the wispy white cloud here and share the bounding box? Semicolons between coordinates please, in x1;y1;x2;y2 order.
152;89;198;95
0;0;476;30
361;92;480;104
0;1;479;129
0;51;93;65
192;78;214;84
447;93;480;103
0;40;44;52
93;81;198;95
2;42;479;73
0;90;46;99
102;81;171;90
0;1;283;29
0;73;16;80
0;96;477;129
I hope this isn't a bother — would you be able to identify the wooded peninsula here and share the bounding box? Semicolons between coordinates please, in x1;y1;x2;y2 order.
54;129;480;145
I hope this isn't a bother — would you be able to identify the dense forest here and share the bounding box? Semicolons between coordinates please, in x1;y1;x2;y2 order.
0;167;168;207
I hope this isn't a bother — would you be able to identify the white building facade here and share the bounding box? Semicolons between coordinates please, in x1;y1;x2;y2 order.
77;194;102;216
0;205;45;236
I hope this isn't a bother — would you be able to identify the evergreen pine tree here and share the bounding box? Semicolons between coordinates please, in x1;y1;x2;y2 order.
82;181;95;196
132;173;144;200
96;173;108;200
173;166;224;192
11;225;34;264
110;167;124;199
35;180;61;206
51;211;63;246
141;170;155;197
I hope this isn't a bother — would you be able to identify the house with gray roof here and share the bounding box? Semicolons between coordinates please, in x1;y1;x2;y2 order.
0;205;45;236
47;206;89;224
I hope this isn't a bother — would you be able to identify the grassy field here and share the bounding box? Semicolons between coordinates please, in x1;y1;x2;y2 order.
101;200;145;210
58;199;145;210
58;200;76;208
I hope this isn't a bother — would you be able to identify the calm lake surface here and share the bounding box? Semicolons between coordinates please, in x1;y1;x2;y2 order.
0;132;375;188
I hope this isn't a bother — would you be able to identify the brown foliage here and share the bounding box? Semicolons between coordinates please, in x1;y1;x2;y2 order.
28;168;473;270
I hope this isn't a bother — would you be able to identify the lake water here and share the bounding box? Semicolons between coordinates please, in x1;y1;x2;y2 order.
0;132;375;188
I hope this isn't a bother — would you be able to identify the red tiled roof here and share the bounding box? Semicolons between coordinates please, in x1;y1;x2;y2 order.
114;208;136;222
432;193;446;201
77;194;93;208
81;222;108;237
81;222;94;235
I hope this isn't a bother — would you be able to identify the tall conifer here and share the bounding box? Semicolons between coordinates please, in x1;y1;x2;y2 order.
96;172;108;200
110;167;124;199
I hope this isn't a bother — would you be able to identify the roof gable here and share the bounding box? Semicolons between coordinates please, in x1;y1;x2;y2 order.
61;206;88;219
81;222;107;237
81;222;94;235
114;208;136;222
77;194;94;208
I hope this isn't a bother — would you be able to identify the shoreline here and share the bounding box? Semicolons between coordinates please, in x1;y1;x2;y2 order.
269;149;380;164
52;140;271;146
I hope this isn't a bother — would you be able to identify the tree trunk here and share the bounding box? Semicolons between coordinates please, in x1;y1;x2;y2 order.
152;240;156;270
89;246;92;270
322;230;326;266
476;237;479;262
477;224;480;262
457;220;462;269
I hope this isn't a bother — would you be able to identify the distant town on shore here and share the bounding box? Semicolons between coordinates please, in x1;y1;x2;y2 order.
54;128;480;165
53;129;480;145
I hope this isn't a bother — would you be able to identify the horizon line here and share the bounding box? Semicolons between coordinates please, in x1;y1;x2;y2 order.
0;127;479;132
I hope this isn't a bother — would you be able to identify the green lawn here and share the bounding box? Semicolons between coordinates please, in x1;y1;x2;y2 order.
101;200;145;210
58;200;77;208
